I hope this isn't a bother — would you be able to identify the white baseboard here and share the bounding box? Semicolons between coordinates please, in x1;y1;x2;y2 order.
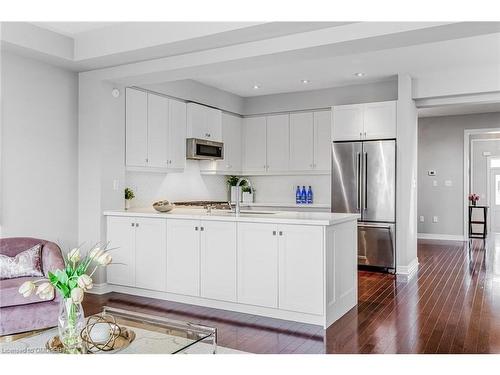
417;233;466;241
86;283;112;295
396;258;419;282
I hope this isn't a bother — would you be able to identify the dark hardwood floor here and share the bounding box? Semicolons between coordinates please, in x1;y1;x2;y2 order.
84;237;500;353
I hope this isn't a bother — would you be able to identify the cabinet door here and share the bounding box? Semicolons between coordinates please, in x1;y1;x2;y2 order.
216;113;242;172
332;104;363;141
363;101;396;140
125;88;148;167
106;216;136;287
168;99;187;169
313;110;332;171
147;93;169;168
135;218;167;291
266;114;290;172
205;106;222;142
278;225;324;315
166;219;200;296
289;112;314;171
242;117;267;172
186;102;206;140
237;222;278;308
200;221;237;302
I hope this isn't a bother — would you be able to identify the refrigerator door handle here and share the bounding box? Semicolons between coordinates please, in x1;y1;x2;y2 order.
364;152;368;210
356;152;361;211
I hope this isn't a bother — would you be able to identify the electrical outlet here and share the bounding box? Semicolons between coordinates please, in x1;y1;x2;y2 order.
432;180;438;187
419;216;425;223
113;179;120;191
433;216;439;223
444;180;452;187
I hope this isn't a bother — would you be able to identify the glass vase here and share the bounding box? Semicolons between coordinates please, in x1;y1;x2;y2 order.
58;298;85;353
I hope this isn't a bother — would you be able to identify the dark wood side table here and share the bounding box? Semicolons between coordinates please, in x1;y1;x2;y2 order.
469;205;488;239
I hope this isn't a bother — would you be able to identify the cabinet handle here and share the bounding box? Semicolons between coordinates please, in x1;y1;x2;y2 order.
131;223;135;227
200;227;204;231
272;231;276;236
136;223;139;227
195;226;199;231
279;231;283;236
145;158;148;163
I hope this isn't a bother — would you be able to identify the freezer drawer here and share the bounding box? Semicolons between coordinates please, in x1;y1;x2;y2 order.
358;222;395;270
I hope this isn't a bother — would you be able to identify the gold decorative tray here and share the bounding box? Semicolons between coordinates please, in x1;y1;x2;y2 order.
46;327;136;354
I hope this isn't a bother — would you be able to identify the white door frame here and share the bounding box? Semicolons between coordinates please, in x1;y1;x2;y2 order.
487;160;500;233
463;128;500;239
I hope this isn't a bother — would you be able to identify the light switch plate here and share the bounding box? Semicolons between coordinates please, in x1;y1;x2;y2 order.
113;179;120;191
419;216;425;223
444;180;452;187
432;180;438;187
433;216;439;223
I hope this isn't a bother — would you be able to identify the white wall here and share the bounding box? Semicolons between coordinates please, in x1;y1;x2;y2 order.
1;51;78;247
418;112;500;237
142;80;244;114
243;80;397;115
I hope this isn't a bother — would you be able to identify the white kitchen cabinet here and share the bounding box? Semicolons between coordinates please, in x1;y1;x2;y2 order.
266;114;290;172
332;104;364;141
313;110;332;171
125;88;186;171
363;101;397;140
237;222;279;308
134;218;167;291
289;112;314;171
242;116;267;173
168;99;187;169
125;88;148;167
278;225;324;315
186;102;222;142
200;221;237;302
106;216;166;291
147;93;169;168
332;101;396;141
166;219;200;296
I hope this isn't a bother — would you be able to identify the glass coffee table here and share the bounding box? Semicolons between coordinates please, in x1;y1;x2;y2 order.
96;306;218;354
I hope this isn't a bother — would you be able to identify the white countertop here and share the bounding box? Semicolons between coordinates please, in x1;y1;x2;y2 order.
103;207;359;226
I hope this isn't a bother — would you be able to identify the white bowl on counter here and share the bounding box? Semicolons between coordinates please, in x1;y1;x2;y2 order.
152;200;174;212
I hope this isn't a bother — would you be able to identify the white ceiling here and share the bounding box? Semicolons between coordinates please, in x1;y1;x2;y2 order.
193;32;500;97
30;22;119;36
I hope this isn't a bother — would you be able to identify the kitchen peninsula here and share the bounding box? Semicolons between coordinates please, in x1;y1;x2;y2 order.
103;208;359;328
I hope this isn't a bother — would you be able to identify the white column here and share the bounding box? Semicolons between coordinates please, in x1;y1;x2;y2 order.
396;73;419;280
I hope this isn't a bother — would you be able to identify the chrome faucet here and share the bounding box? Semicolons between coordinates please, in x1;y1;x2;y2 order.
235;177;253;215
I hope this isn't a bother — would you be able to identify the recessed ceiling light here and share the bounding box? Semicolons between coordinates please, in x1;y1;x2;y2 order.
354;72;366;77
253;84;261;90
301;79;310;84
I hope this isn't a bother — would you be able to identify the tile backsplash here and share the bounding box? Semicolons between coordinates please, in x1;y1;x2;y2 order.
125;161;331;209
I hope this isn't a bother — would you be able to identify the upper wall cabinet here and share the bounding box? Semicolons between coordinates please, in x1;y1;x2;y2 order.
125;88;186;171
217;113;242;172
289;110;331;172
186;102;222;142
242;116;267;173
266;114;290;172
332;101;396;141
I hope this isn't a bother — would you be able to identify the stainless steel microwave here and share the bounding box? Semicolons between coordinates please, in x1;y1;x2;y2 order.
186;138;224;160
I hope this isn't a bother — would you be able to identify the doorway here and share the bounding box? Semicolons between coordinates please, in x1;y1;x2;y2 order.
488;159;500;233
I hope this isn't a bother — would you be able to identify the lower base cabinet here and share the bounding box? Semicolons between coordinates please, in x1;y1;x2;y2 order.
237;222;279;308
200;221;237;302
166;219;200;296
107;216;166;291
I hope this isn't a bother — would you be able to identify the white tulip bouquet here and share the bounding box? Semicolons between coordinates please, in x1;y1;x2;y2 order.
18;244;112;302
18;243;113;353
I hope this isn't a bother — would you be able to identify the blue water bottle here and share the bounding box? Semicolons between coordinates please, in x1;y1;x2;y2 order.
301;186;307;204
295;186;301;204
307;186;313;204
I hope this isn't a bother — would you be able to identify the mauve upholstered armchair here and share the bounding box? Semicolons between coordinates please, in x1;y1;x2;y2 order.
0;237;65;336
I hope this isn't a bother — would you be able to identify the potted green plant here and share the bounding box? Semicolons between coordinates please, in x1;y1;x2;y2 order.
242;185;255;203
124;187;135;210
227;176;246;203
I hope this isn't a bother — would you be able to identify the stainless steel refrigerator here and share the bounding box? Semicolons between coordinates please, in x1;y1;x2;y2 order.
331;139;396;271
